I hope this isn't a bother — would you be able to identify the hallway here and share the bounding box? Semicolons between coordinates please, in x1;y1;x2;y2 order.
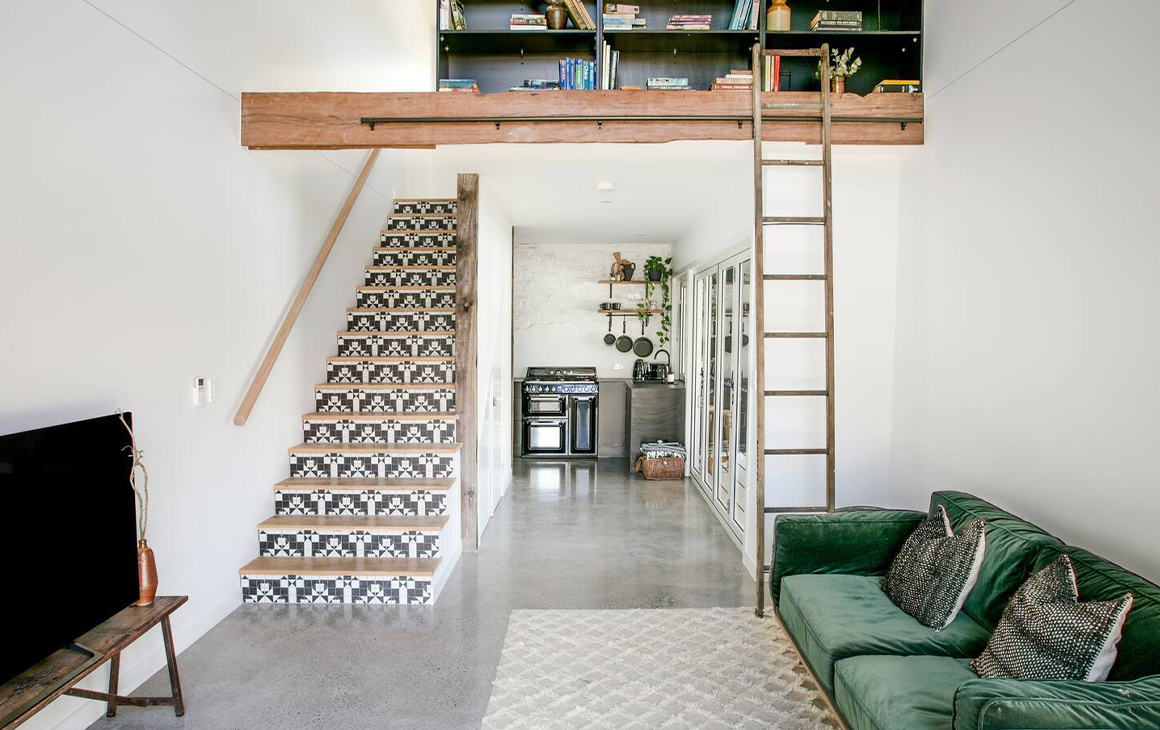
95;459;754;730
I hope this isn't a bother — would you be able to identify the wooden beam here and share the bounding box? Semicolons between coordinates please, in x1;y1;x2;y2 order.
455;174;480;552
241;91;923;149
233;148;380;426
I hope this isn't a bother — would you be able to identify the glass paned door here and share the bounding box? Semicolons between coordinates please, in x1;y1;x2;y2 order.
704;271;719;484
732;260;751;531
691;275;707;483
716;264;737;513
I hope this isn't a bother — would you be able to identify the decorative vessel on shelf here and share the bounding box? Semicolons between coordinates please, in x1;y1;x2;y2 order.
822;47;861;95
768;0;791;32
545;0;568;30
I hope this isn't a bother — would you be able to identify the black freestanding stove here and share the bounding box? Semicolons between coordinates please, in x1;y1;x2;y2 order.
521;367;598;457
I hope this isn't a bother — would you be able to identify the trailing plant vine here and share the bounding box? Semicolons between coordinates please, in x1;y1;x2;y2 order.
642;256;674;348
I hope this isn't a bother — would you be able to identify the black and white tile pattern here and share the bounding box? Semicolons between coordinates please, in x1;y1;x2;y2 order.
383;215;456;231
393;200;457;215
326;359;455;384
355;289;456;309
241;574;433;604
346;310;455;332
379;231;456;247
373;248;456;267
315;386;456;413
363;268;456;288
259;529;441;559
289;452;457;478
303;417;457;444
274;489;448;516
337;333;454;358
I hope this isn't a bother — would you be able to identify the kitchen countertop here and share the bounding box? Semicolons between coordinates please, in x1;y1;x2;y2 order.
626;380;685;390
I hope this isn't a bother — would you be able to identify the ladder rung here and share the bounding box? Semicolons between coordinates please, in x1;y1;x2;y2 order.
762;159;824;167
763;274;827;281
765;332;827;338
765;448;830;455
761;49;824;58
765;390;828;397
763;216;826;225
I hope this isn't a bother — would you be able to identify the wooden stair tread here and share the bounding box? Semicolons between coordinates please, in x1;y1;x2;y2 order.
288;442;461;455
327;356;455;363
302;411;459;420
258;514;449;531
274;477;455;492
315;382;456;390
239;556;441;577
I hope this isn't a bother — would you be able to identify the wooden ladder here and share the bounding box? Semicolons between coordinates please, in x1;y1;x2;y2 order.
751;43;836;618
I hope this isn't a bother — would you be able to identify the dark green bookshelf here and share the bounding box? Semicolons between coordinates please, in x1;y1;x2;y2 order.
435;1;923;94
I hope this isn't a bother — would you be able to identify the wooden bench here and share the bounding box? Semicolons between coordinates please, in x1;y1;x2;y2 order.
0;596;187;729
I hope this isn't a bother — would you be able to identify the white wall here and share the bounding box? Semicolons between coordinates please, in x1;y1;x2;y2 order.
0;2;433;728
889;0;1160;581
513;243;674;378
476;184;515;538
673;145;903;573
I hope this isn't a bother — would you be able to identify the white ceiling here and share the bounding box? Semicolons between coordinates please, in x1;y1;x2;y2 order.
409;141;753;244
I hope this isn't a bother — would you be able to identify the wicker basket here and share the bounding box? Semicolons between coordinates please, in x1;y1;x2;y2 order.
634;454;686;480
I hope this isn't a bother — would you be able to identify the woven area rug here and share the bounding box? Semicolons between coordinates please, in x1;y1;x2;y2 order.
481;608;841;730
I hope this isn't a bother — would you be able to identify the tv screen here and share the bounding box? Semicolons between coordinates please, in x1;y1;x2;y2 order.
0;413;140;687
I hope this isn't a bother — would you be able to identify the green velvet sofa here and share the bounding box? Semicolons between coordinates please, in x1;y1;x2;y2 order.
769;491;1160;730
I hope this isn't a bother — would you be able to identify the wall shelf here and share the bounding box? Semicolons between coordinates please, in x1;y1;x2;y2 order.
599;308;663;315
598;279;649;285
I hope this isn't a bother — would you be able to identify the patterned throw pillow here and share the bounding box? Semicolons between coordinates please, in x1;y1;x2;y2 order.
881;504;987;631
971;555;1134;681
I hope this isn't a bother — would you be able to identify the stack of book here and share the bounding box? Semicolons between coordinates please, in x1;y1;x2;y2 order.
666;14;712;30
761;55;790;91
728;0;761;30
873;79;921;93
438;78;479;93
647;77;690;90
559;58;597;90
810;10;863;31
711;69;753;92
562;0;597;29
603;4;645;30
510;13;547;30
601;40;622;89
508;79;561;91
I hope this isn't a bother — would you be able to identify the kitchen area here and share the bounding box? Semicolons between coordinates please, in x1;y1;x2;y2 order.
512;243;685;471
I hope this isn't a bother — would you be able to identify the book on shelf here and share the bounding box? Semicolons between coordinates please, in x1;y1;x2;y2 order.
711;69;752;91
812;22;864;31
510;14;547;30
729;0;760;30
599;41;621;88
442;0;466;30
873;79;921;93
563;0;597;29
438;78;479;93
647;77;690;90
761;55;785;92
559;57;597;90
810;10;863;30
604;3;639;12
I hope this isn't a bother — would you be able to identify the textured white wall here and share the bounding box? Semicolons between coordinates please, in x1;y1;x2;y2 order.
0;2;432;728
513;243;674;378
889;0;1160;580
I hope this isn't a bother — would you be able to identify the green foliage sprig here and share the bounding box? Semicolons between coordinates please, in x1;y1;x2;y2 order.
642;256;674;347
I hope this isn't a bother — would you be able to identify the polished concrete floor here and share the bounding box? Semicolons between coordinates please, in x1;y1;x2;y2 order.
94;459;755;730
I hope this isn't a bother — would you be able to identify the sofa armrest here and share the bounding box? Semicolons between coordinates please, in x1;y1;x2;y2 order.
769;510;924;606
952;676;1160;730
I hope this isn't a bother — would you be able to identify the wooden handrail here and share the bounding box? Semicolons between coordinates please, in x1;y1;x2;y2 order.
234;148;381;426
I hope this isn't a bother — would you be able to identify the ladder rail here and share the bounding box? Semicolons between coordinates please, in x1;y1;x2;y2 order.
750;42;767;620
820;43;837;516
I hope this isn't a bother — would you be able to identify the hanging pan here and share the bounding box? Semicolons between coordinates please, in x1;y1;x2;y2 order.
603;314;616;346
615;318;634;353
632;318;654;358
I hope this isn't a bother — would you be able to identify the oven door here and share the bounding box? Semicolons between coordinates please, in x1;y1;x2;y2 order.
524;393;567;417
570;394;598;455
524;418;567;455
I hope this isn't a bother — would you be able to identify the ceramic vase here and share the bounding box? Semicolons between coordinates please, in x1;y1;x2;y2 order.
136;539;157;607
545;1;568;30
768;0;791;31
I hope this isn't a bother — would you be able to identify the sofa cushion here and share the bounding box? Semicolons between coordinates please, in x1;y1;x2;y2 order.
931;492;1064;631
834;655;974;730
1033;545;1160;681
780;574;990;693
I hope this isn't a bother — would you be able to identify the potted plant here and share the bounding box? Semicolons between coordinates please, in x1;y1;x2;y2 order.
820;47;861;94
641;256;674;345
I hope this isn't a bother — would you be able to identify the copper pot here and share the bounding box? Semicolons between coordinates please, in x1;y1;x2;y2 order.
831;76;847;95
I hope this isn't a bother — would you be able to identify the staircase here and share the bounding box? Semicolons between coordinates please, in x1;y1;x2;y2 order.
239;198;463;605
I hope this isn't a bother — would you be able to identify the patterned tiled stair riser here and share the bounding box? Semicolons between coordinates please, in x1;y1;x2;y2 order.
274;489;448;517
356;290;455;309
383;215;456;231
363;269;456;288
258;529;440;559
379;231;456;247
346;311;455;333
303;418;457;444
372;249;456;267
240;574;432;605
337;334;453;358
289;453;457;479
315;387;455;413
393;201;457;215
326;360;455;385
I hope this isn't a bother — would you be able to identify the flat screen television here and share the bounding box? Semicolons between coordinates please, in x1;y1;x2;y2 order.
0;413;140;688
